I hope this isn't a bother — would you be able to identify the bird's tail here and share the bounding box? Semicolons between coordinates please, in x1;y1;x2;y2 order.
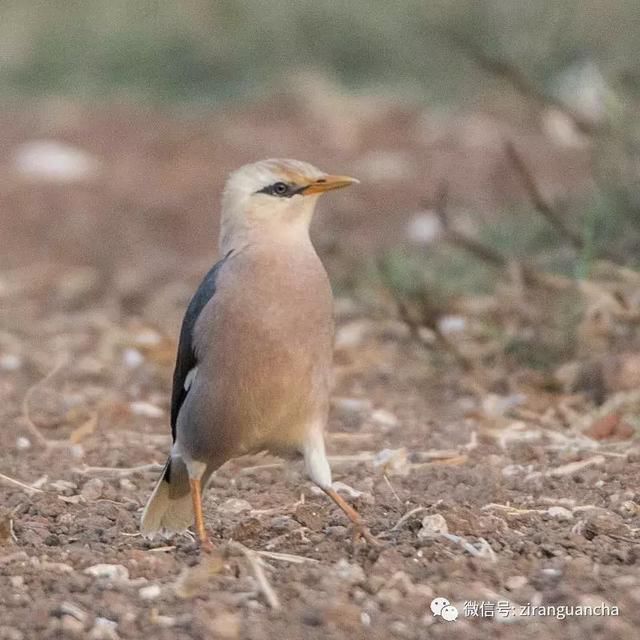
140;456;195;537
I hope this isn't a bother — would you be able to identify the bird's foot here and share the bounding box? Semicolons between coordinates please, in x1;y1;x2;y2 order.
199;534;216;554
351;521;382;547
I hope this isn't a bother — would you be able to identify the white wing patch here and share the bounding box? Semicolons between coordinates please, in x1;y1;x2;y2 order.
184;366;198;392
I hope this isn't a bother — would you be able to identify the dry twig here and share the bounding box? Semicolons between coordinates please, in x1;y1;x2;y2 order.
20;356;68;449
0;472;44;495
73;463;164;477
230;542;281;610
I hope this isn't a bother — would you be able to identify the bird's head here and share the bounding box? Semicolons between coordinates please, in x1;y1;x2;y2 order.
220;158;357;251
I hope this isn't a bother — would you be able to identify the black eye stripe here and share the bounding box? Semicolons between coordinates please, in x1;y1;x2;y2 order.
256;182;306;198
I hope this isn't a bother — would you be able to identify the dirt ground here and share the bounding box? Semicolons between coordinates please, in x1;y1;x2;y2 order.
1;97;639;639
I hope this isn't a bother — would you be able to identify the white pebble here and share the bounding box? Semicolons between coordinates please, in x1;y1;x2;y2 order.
0;354;22;371
123;348;144;368
14;140;100;183
129;401;164;418
80;478;104;501
88;617;119;640
418;514;448;538
84;564;129;581
219;498;252;515
406;211;442;245
371;409;399;428
547;506;574;521
15;437;31;451
139;584;162;600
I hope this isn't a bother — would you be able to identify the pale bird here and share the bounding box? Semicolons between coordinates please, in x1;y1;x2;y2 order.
141;158;377;549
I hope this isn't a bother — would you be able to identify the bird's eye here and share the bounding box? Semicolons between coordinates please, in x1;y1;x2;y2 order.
272;182;289;195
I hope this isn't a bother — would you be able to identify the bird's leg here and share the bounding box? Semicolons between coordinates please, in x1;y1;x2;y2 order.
303;428;379;546
323;487;380;546
189;477;214;552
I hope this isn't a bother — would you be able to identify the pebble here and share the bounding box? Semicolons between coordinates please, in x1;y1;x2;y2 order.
88;617;119;640
377;587;403;608
80;478;104;501
9;576;24;589
505;575;528;590
84;564;130;581
13;140;100;183
331;397;372;414
335;321;369;349
334;559;366;585
406;211;442;245
57;602;87;623
389;620;412;638
418;514;448;538
138;584;162;600
547;506;574;521
0;354;22;371
0;627;24;640
129;401;164;418
371;409;399;429
122;348;144;368
15;437;31;451
614;500;638;518
210;612;240;639
60;615;85;638
219;498;252;515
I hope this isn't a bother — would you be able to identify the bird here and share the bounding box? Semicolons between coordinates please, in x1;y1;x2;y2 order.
140;158;377;550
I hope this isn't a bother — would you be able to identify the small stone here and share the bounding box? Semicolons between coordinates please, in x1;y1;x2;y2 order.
547;506;574;521
505;575;528;590
377;588;402;608
119;478;137;492
0;354;22;371
406;211;442;245
331;397;372;414
370;409;399;429
389;621;412;638
15;437;31;451
9;576;23;589
615;500;638;518
57;602;87;623
0;627;24;640
335;321;369;349
334;559;365;585
129;401;164;418
294;504;324;531
269;516;295;532
88;617;119;640
210;612;240;639
80;478;104;501
219;498;252;515
138;584;162;600
84;564;129;581
418;514;448;539
60;615;85;638
122;348;144;368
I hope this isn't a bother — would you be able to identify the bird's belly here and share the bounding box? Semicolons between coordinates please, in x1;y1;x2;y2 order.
191;327;331;461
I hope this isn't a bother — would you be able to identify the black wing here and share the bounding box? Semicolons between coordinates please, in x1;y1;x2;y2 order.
170;251;232;441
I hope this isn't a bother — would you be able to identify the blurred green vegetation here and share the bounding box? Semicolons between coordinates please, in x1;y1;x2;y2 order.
0;0;639;102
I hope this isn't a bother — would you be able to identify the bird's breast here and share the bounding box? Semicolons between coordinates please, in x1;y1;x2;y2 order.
191;246;334;454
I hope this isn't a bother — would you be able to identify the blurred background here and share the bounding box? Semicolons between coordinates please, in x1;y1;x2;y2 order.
2;3;640;638
2;0;640;385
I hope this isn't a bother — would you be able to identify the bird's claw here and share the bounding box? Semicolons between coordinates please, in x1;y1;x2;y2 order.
201;538;215;554
351;521;382;547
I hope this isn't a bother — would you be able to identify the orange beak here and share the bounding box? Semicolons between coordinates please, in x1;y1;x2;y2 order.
302;174;359;195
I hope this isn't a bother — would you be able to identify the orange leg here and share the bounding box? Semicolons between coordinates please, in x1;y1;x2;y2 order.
323;487;380;546
189;477;214;552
